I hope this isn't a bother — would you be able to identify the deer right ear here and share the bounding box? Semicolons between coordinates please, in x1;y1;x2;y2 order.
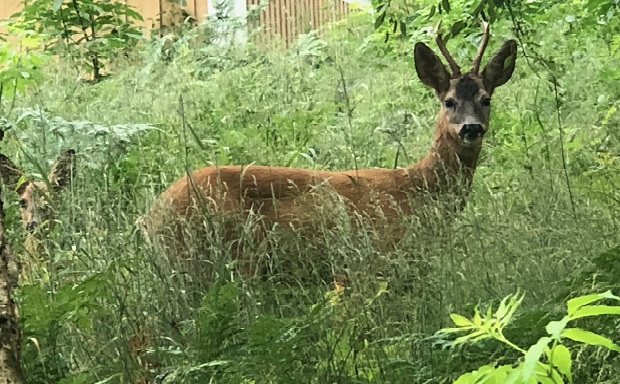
0;154;26;191
481;40;517;95
48;149;77;191
414;42;451;95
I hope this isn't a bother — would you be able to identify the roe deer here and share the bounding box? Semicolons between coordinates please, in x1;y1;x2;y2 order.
140;23;517;282
0;149;77;257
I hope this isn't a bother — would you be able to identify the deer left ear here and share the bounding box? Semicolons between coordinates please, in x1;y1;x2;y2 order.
414;42;451;95
48;149;76;191
0;154;26;191
481;40;517;95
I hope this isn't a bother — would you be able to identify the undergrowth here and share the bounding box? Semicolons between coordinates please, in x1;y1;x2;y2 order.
0;3;619;383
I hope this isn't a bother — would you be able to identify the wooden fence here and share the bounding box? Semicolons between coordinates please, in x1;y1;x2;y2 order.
1;0;350;47
247;0;349;46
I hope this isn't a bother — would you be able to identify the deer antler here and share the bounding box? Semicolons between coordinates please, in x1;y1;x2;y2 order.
434;20;461;76
471;21;490;74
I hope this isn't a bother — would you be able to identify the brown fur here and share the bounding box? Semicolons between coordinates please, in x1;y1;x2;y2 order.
141;36;518;283
0;150;76;261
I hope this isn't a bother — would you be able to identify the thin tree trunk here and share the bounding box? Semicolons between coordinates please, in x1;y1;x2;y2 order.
0;147;25;383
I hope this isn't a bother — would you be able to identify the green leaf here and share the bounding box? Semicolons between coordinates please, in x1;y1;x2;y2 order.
428;5;436;19
494;294;511;321
500;292;525;327
450;20;465;37
562;328;620;352
504;364;525;384
454;330;490;344
450;313;474;327
374;9;387;30
438;327;469;334
546;317;569;338
521;337;552;381
123;8;144;21
570;305;620;320
454;364;510;384
566;291;620;315
442;0;451;13
550;344;572;383
472;308;483;326
52;0;64;11
534;362;564;384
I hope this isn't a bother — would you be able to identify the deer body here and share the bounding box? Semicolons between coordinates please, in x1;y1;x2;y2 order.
0;149;76;263
141;24;517;281
147;134;480;230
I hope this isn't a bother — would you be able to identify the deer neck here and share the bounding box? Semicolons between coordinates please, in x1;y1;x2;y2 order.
407;120;482;194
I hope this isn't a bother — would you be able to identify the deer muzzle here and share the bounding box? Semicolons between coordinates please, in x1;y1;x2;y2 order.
26;221;38;233
459;124;486;141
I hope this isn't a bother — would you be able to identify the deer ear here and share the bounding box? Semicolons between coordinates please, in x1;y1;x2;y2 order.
0;154;26;191
481;39;517;95
48;149;76;191
414;42;451;94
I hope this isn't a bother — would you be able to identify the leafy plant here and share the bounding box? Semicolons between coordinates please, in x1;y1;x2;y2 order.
371;0;516;41
7;107;153;170
9;0;144;81
0;21;47;104
438;291;620;383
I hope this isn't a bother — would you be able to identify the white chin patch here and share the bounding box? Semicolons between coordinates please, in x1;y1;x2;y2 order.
461;137;483;146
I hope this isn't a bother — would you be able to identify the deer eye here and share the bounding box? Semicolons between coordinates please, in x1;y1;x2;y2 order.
481;98;491;107
18;199;27;209
444;99;456;109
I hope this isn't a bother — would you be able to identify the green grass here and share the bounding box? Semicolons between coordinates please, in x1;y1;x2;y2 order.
2;6;620;384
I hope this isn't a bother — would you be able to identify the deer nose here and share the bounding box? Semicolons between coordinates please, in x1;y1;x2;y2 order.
459;124;486;141
26;221;38;233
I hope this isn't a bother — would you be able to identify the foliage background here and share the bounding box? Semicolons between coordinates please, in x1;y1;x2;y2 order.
0;0;619;382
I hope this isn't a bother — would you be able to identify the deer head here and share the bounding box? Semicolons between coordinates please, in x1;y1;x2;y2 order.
414;22;517;148
0;149;76;234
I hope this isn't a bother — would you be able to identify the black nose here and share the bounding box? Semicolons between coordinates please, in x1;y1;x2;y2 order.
459;124;486;141
26;221;38;232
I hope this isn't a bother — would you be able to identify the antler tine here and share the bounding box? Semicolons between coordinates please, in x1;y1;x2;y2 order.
434;20;461;76
471;21;490;74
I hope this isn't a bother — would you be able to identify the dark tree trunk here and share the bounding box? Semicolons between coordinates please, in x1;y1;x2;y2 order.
0;138;25;383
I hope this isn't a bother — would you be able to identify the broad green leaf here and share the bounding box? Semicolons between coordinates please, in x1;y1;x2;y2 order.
521;337;552;381
374;9;386;30
450;313;474;327
536;375;558;384
534;363;563;384
562;328;620;352
442;0;451;13
482;365;512;383
454;330;491;345
567;291;620;315
52;0;64;11
453;364;498;384
505;364;525;384
550;344;572;383
570;305;620;320
546;317;569;338
123;8;144;21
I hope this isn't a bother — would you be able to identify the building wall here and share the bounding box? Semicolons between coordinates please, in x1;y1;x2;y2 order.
0;1;21;21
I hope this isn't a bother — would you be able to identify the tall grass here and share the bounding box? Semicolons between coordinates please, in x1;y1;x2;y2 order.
1;6;619;383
